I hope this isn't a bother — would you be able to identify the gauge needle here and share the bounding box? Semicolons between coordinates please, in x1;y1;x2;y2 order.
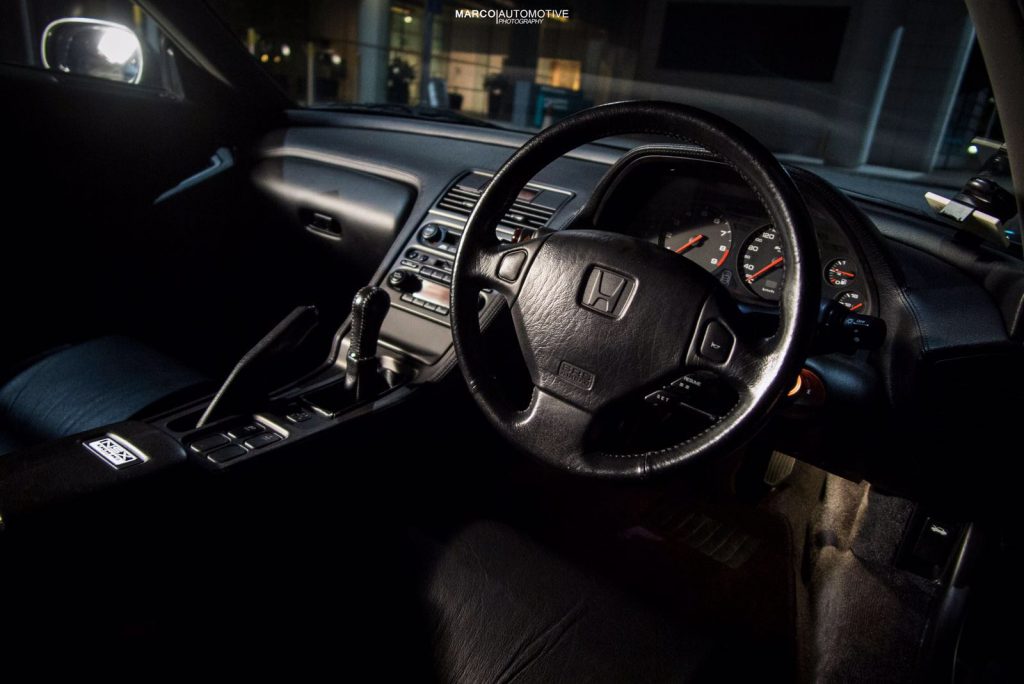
834;269;856;278
746;256;784;282
675;234;706;254
849;302;864;312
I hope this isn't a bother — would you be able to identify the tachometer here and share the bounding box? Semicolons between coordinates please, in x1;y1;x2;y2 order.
741;226;785;301
662;206;733;273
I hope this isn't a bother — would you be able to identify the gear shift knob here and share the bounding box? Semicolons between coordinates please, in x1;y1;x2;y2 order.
345;285;391;400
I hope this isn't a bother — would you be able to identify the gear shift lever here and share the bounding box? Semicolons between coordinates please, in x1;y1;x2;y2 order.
345;285;390;400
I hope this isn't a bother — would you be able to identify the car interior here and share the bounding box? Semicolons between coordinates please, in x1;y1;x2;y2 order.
1;0;1022;680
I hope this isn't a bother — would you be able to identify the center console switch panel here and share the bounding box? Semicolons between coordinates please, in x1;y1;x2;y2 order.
187;417;287;466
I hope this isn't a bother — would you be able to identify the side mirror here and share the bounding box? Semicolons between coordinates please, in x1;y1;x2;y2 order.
41;18;143;84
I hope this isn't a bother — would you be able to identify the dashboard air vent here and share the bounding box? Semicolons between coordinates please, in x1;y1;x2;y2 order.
436;184;557;231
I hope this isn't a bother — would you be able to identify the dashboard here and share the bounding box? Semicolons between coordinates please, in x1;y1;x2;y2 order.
253;113;1024;494
595;157;876;314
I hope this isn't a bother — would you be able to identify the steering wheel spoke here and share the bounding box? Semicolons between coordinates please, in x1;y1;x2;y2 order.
511;387;595;472
685;288;774;400
460;236;547;304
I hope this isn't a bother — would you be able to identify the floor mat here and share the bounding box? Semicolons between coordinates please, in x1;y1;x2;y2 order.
805;475;935;683
631;509;763;569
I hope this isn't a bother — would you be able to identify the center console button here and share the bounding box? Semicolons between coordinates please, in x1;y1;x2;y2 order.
244;433;282;450
207;444;247;464
286;408;313;423
227;422;265;440
190;433;229;453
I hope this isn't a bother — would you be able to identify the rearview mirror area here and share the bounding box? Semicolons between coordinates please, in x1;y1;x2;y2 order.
41;18;143;84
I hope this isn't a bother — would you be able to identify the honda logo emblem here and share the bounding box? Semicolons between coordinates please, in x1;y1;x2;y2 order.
580;267;635;317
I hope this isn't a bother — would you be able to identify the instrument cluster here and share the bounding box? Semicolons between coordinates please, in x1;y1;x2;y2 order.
661;204;869;311
601;161;874;313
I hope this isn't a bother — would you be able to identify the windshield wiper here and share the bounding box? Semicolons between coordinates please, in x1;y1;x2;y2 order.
309;102;502;129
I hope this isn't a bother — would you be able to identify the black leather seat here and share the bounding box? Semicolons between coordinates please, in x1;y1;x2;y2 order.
0;336;207;456
418;521;734;683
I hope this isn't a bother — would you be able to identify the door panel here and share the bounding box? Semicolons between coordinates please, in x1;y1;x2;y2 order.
2;62;218;366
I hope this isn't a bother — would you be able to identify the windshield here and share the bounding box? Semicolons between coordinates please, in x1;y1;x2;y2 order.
208;0;1012;220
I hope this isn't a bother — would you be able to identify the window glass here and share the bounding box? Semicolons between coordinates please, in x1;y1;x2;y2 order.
207;0;1010;219
1;0;181;93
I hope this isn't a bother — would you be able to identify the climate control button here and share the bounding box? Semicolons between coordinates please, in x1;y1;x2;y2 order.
420;223;445;244
388;270;422;293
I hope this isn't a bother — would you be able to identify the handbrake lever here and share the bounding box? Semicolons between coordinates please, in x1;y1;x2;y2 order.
197;305;319;428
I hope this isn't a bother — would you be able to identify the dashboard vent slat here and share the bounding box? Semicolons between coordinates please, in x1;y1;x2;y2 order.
436;183;557;230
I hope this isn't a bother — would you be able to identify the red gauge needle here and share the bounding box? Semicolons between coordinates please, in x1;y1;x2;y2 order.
746;256;784;282
834;269;856;278
674;234;706;254
849;302;864;312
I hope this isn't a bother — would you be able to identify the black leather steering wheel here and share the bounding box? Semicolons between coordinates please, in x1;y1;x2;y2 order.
451;101;820;478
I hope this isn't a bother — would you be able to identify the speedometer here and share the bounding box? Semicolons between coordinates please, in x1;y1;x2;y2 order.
741;226;785;301
662;206;733;273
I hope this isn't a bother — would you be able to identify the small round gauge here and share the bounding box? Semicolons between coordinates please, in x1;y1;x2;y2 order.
662;206;733;273
836;290;866;312
826;259;857;287
741;226;786;301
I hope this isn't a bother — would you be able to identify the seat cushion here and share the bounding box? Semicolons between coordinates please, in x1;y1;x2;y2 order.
419;521;717;683
0;336;207;455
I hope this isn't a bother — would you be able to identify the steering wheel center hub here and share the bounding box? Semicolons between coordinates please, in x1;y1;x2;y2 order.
513;230;714;412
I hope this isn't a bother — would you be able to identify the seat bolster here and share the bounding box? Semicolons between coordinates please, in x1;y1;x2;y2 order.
0;336;206;454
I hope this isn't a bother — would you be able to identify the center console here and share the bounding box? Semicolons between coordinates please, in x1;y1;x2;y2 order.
375;171;573;367
0;169;574;528
147;171;574;474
